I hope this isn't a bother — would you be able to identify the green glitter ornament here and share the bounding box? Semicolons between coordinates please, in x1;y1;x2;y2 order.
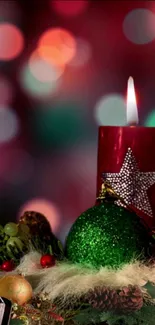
65;202;149;269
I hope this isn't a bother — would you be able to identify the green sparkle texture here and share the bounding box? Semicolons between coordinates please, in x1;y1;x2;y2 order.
65;203;149;269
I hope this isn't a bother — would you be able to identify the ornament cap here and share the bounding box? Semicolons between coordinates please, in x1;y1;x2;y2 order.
97;181;120;203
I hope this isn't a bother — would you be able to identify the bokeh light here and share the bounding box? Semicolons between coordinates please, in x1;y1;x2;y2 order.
123;9;155;44
20;63;60;98
69;38;92;67
0;76;14;105
0;149;34;185
33;102;91;148
0;107;19;143
52;0;89;17
29;49;64;82
38;27;76;66
0;23;24;60
94;94;126;126
18;199;61;233
145;111;155;126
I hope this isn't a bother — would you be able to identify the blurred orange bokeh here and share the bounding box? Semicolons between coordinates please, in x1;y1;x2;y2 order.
38;27;76;66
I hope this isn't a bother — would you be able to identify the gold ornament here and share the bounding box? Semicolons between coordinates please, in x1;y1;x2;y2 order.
0;275;32;305
97;181;120;202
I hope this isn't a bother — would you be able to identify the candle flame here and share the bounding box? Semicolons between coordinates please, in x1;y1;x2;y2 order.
127;77;139;126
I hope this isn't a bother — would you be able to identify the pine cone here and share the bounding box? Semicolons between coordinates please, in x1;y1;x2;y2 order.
86;285;143;313
118;285;143;312
86;286;119;311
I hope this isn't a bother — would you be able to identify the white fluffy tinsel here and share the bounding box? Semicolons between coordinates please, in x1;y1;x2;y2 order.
4;251;155;303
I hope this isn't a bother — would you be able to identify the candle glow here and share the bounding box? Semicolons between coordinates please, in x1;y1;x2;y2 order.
127;77;139;126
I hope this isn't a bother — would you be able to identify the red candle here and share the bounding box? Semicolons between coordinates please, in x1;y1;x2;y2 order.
97;77;155;231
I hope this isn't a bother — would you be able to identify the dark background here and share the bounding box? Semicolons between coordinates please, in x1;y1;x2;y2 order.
0;0;155;244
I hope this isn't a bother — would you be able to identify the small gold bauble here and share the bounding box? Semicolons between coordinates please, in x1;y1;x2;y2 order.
0;275;32;305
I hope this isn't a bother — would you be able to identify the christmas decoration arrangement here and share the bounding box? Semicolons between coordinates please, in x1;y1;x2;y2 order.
0;177;155;325
1;79;155;324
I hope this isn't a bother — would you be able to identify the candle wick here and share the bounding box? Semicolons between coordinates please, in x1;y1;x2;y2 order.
128;122;138;127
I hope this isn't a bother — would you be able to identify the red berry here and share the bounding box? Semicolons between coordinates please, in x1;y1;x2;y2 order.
1;260;15;272
40;254;56;268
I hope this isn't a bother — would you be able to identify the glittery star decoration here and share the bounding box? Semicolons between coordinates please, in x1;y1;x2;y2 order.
102;148;155;218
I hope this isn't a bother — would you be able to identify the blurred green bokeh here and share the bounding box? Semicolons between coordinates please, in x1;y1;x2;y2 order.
32;101;94;149
21;64;57;97
145;111;155;127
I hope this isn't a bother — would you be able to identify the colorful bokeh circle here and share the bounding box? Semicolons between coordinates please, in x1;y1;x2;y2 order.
94;94;126;126
0;23;24;60
38;27;76;66
29;49;64;82
123;9;155;44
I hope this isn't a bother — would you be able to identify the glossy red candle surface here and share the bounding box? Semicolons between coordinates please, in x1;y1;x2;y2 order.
97;126;155;230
